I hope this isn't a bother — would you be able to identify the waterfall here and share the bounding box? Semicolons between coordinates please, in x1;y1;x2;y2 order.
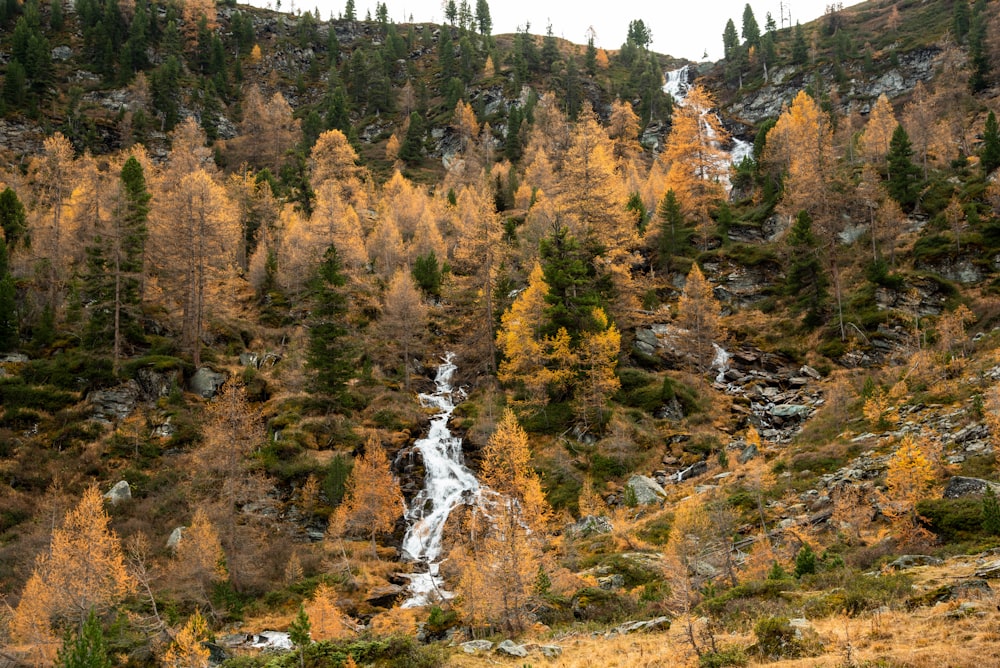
399;353;480;608
712;343;730;384
663;66;753;177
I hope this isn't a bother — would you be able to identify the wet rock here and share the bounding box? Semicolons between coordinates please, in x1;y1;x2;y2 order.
626;475;667;505
495;640;528;658
103;480;131;505
943;476;1000;499
190;367;227;398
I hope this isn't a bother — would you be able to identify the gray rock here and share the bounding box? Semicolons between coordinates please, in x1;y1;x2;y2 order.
951;578;992;600
89;381;141;422
495;640;528;658
887;555;943;570
943;476;1000;499
460;640;493;654
614;616;671;635
598;574;625;590
738;443;758;464
166;526;185;550
567;514;613;537
365;584;404;608
190;367;227;398
671;460;708;483
800;365;822;379
626;475;667;505
974;560;1000;579
770;404;811;419
239;352;260;368
135;367;178;401
103;481;131;505
540;645;563;658
152;417;175;439
52;46;73;60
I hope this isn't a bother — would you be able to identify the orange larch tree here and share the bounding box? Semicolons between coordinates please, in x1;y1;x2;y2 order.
331;435;405;557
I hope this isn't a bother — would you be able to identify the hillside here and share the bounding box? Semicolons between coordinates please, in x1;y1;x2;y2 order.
3;0;1000;666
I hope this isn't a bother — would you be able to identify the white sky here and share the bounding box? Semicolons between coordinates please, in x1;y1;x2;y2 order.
253;0;865;61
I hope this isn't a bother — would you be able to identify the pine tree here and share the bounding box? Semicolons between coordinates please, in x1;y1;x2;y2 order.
306;244;352;401
0;186;28;251
56;609;111;668
741;4;760;48
791;22;808;65
981;111;1000;174
968;0;990;93
794;543;816;577
655;189;692;272
540;225;599;341
722;19;739;60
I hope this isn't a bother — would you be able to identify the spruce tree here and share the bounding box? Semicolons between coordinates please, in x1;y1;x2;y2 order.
983;487;1000;536
656;189;691;272
791;22;808;65
981;111;1000;174
539;225;599;341
288;604;311;668
0;186;27;251
786;211;828;328
741;3;760;48
886;124;921;211
0;236;17;351
306;244;352;401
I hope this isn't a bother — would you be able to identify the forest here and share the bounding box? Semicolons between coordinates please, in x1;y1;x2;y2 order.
4;0;1000;666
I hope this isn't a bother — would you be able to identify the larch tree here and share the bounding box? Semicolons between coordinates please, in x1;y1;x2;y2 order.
309;129;368;208
608;99;642;165
304;582;354;641
574;308;621;431
655;85;728;250
859;93;897;168
162;610;210;668
150;168;238;367
380;269;428;390
677;262;722;372
11;487;133;651
28;133;78;316
497;262;553;410
171;507;227;606
878;435;936;542
331;435;404;557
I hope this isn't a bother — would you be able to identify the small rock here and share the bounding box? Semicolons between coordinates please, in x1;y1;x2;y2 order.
887;555;944;570
598;574;625;590
103;481;131;505
946;602;984;619
89;381;141;422
460;640;493;654
365;584;405;608
495;639;528;658
614;616;671;635
770;404;811;419
800;365;822;379
566;515;613;537
738;443;758;464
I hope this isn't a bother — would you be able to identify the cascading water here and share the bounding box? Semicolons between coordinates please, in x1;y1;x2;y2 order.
399;353;480;608
663;65;754;173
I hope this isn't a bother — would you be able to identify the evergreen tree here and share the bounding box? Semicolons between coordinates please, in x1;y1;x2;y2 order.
968;0;989;93
541;24;559;73
400;111;425;164
56;609;111;668
412;250;444;298
886;124;921;211
540;226;599;341
983;487;1000;536
954;0;971;44
656;189;691;272
306;244;352;400
791;22;808;65
981;111;1000;174
741;3;760;48
288;604;311;668
722;18;739;59
0;187;28;251
794;543;817;577
344;0;355;20
786;211;828;328
0;236;17;351
474;0;491;36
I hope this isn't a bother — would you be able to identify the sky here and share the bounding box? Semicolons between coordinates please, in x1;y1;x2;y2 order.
250;0;865;61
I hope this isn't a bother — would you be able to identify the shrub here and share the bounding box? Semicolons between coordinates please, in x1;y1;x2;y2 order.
699;646;750;667
794;544;816;578
752;617;801;660
916;497;985;541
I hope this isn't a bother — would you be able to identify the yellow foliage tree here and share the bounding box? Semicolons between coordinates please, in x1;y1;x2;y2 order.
304;582;355;641
496;262;552;409
379;270;428;390
310;130;368;208
677;263;722;372
162;610;210;668
574;308;621;430
331;435;404;557
172;508;227;605
859;93;897;166
10;487;134;655
878;435;936;541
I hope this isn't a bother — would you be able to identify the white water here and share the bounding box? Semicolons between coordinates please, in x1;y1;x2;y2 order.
712;343;731;384
399;353;480;608
663;65;754;176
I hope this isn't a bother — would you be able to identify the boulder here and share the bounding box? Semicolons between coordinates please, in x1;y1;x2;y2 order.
614;616;671;635
738;443;759;464
89;381;141;422
365;584;404;608
135;367;178;401
190;367;227;398
495;640;528;658
460;640;493;654
598;574;625;590
166;526;185;550
974;560;1000;579
626;475;667;505
103;481;131;505
943;476;1000;499
540;645;563;658
887;555;943;570
769;404;811;419
566;514;613;537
